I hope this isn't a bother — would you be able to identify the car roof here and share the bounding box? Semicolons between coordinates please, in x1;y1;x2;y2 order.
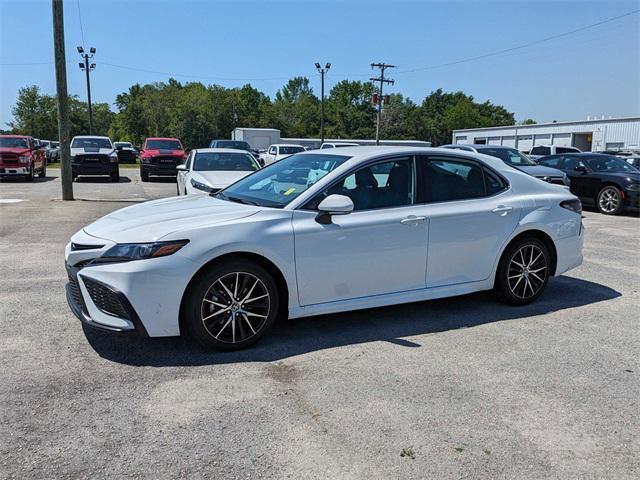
192;148;255;154
145;137;181;141
0;134;31;138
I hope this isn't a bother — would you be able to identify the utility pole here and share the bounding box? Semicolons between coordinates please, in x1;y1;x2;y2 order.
315;62;331;145
77;46;96;134
370;62;396;145
52;0;73;200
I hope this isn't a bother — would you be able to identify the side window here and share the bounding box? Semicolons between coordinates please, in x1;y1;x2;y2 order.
531;146;550;155
321;144;333;149
313;157;414;211
416;156;488;203
562;156;586;171
538;155;560;168
483;168;507;195
269;146;276;155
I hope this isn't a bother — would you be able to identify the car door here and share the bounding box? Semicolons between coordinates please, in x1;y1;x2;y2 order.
177;151;192;194
413;155;521;288
292;156;429;306
266;146;277;165
559;155;596;202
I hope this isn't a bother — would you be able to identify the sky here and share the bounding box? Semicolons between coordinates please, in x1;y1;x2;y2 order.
1;0;639;127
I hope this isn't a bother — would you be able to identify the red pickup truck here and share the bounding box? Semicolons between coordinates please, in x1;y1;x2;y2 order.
139;137;185;182
0;135;47;181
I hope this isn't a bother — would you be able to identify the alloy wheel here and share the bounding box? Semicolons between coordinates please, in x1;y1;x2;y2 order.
507;244;548;299
598;187;620;214
200;271;270;344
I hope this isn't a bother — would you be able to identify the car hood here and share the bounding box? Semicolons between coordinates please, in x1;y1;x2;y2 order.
0;147;30;155
517;165;565;177
70;147;115;156
192;170;254;188
83;195;259;243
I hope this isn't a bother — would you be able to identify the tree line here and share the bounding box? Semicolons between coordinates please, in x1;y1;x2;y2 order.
7;78;526;148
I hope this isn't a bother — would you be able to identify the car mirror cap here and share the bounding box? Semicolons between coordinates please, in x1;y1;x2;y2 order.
317;194;354;215
176;164;187;171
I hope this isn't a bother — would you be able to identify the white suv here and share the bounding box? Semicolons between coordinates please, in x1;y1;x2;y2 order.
529;145;581;160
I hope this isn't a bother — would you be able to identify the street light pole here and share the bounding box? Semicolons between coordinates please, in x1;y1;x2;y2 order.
77;46;96;134
315;62;331;145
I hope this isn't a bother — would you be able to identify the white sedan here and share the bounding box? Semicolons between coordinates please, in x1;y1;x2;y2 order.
65;147;584;350
176;148;260;195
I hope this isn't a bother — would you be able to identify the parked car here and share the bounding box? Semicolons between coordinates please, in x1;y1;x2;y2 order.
209;140;252;151
176;148;260;195
441;144;570;186
529;145;581;160
537;153;640;214
46;141;60;162
70;136;119;182
113;142;137;163
139;137;185;182
0;134;47;181
320;142;360;149
261;144;305;165
65;146;583;350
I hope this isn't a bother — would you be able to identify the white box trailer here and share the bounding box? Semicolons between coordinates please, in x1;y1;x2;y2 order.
232;128;281;150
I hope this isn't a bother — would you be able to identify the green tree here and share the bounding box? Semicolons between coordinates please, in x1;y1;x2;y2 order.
271;77;319;137
325;80;376;139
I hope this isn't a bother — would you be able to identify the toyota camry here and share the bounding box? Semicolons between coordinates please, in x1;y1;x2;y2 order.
65;147;584;350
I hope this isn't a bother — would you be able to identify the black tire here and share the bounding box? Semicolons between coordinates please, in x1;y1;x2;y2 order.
495;236;550;305
140;168;149;182
111;170;120;182
176;181;180;195
39;163;46;178
72;172;78;181
25;165;34;182
184;259;280;351
596;185;623;215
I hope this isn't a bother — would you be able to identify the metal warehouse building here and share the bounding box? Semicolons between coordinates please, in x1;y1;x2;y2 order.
452;116;640;152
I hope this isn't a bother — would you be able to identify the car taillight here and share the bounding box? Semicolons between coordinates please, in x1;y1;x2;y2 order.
560;199;582;214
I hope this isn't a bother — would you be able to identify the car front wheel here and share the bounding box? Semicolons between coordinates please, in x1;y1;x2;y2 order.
596;186;623;215
495;236;550;305
184;259;279;350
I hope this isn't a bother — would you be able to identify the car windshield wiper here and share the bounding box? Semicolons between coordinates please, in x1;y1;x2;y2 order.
213;192;259;206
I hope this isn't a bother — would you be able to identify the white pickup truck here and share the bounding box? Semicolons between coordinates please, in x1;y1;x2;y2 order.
529;145;581;160
261;144;305;165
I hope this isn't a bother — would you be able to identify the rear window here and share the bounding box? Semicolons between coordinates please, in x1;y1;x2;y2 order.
211;140;251;150
556;147;580;154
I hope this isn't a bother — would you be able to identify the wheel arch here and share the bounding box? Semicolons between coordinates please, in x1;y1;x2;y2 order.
178;251;290;335
494;229;558;288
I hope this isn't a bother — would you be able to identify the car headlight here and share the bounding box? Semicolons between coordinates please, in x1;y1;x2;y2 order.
92;240;189;264
625;183;640;192
18;155;30;163
563;174;571;186
190;178;213;192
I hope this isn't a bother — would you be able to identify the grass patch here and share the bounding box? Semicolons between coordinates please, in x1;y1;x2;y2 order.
47;162;140;168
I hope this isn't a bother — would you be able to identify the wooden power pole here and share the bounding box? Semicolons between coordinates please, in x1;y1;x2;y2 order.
370;63;396;146
52;0;73;200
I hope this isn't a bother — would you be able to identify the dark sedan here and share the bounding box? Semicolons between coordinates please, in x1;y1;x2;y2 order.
537;153;640;215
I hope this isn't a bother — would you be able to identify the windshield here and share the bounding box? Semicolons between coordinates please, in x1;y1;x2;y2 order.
194;152;259;171
279;146;305;155
115;142;132;148
211;140;251;150
217;153;351;208
145;139;182;150
480;148;536;166
0;137;28;148
585;155;639;173
71;137;112;149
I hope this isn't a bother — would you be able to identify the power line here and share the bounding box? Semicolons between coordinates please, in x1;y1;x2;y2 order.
76;0;85;46
395;8;640;74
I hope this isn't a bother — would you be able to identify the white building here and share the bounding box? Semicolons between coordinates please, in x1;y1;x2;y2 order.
452;116;640;152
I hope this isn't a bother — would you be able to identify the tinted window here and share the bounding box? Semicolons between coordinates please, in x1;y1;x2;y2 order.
318;158;413;211
211;140;250;150
0;137;28;148
531;146;550;155
146;139;182;150
484;168;507;195
538;156;561;168
479;147;536;166
279;146;305;155
557;147;580;154
321;144;333;149
194;152;258;171
71;137;112;149
584;155;638;173
562;156;587;171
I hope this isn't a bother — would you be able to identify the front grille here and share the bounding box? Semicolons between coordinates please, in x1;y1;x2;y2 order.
67;273;87;314
75;154;110;164
0;154;19;165
153;156;178;165
83;278;130;319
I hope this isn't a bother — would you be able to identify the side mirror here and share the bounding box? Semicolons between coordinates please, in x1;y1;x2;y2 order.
316;194;354;224
574;166;588;174
176;164;187;171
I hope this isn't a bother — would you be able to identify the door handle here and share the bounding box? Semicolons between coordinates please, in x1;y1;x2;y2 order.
400;215;427;225
492;205;513;216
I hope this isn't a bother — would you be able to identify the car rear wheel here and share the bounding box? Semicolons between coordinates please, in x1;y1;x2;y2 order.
596;186;623;215
26;165;34;182
184;260;279;351
39;163;46;178
495;236;550;305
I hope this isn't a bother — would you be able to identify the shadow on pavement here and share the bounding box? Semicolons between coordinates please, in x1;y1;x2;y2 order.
146;176;177;183
84;275;621;367
0;175;57;183
75;176;132;183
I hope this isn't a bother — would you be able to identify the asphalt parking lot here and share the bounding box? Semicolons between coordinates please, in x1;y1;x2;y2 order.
1;170;639;479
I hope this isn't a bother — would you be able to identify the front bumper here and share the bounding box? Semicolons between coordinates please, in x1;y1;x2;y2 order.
65;262;147;336
0;166;29;176
72;162;118;176
141;160;182;177
623;190;640;210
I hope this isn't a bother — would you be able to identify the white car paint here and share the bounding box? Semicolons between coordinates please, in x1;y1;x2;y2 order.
176;148;260;195
70;135;117;160
65;146;583;339
261;144;306;165
320;142;360;149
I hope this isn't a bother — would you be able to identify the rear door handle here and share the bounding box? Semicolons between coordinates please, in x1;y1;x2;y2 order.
492;205;513;216
400;215;427;225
